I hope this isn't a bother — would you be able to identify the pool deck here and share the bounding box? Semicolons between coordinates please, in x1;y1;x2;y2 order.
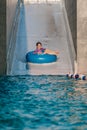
11;1;74;75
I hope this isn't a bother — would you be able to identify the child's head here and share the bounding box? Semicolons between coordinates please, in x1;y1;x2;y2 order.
36;42;42;49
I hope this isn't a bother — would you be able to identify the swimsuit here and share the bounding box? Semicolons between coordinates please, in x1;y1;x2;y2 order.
33;48;46;54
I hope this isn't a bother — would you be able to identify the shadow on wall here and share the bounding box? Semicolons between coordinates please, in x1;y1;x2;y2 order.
7;0;24;74
15;2;28;63
63;0;77;55
0;0;6;75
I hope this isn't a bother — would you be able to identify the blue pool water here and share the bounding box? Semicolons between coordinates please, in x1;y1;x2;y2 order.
0;75;87;130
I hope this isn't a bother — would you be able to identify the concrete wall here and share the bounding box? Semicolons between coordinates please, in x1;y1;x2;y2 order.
0;0;6;75
77;0;87;74
0;0;18;75
62;0;77;53
63;0;87;74
0;0;22;75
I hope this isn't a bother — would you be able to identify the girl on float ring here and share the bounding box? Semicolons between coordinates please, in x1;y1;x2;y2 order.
33;42;59;55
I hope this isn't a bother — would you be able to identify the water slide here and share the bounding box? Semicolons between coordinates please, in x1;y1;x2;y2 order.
10;0;75;75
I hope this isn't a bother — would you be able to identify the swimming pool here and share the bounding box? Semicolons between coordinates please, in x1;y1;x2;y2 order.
0;75;87;130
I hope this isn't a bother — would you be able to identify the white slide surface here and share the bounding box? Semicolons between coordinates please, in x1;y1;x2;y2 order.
11;1;73;75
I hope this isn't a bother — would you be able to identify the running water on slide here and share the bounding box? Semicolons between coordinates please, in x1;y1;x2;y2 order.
11;0;75;75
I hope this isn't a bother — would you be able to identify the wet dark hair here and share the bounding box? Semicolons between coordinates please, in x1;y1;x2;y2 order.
36;42;42;46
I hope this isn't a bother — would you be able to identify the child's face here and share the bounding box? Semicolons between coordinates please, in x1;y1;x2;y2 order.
36;44;42;50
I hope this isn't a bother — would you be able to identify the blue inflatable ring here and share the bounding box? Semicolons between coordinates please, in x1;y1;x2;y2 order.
26;51;57;64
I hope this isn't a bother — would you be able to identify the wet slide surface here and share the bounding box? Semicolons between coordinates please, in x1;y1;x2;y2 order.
11;1;73;75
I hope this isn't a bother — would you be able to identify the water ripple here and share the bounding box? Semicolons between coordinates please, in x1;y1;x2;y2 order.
0;75;87;129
